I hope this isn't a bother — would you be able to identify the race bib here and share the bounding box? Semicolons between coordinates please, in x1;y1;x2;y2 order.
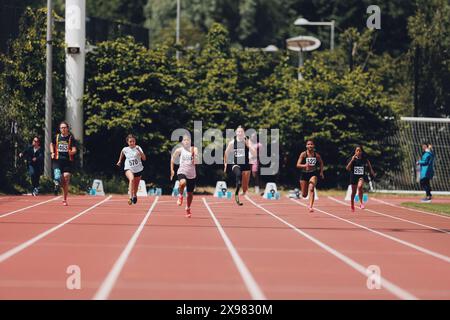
234;149;245;157
306;157;317;166
354;166;364;175
181;154;193;162
128;158;139;168
58;143;69;152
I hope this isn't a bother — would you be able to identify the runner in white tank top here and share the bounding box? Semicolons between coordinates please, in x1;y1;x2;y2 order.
117;134;146;205
170;134;198;218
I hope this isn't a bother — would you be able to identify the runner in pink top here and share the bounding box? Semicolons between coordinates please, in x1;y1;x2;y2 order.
170;134;198;218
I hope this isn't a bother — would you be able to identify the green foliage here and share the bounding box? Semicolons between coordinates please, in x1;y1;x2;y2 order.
84;36;190;187
0;7;425;192
408;0;450;117
0;7;65;192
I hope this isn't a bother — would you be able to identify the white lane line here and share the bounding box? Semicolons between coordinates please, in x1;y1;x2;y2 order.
372;198;450;220
291;198;450;264
93;197;159;300
203;197;266;300
245;195;417;300
328;197;450;235
0;196;112;264
0;196;62;218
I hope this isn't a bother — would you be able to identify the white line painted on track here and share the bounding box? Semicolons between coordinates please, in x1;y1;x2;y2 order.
93;197;159;300
0;196;112;264
0;196;61;219
371;198;450;220
328;196;450;235
291;198;450;264
245;195;417;300
203;197;266;300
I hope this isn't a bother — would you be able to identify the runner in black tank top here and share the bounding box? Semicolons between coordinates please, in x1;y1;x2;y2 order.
346;145;376;212
224;126;256;206
50;121;78;206
296;139;324;212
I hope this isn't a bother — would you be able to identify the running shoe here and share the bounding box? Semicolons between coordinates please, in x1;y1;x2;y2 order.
235;194;243;206
185;208;192;218
62;200;68;206
132;196;138;204
421;198;432;203
351;204;355;212
360;203;365;209
177;194;183;206
128;198;133;205
308;206;314;213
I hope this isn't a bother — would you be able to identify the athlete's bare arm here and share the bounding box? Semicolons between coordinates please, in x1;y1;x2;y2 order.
317;153;325;179
367;159;376;177
116;150;124;167
170;148;182;180
296;152;307;169
137;146;146;161
224;141;233;172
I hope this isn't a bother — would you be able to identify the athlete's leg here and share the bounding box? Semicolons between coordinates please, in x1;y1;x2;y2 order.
357;178;364;208
308;176;318;210
241;170;251;195
252;170;260;193
350;184;357;211
178;178;186;206
125;170;135;203
300;180;308;198
232;166;242;195
133;176;141;200
62;172;71;203
232;166;243;205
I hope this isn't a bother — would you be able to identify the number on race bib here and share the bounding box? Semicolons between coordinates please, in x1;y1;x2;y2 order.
306;157;317;166
354;166;364;175
129;159;139;167
234;149;245;157
58;143;69;152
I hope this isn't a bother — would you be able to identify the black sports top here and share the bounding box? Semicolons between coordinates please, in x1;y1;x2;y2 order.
301;151;318;173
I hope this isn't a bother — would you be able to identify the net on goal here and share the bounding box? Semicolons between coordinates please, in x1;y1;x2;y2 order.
374;117;450;194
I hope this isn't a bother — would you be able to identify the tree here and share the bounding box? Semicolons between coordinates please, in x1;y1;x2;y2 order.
408;0;450;117
84;36;190;186
0;7;65;192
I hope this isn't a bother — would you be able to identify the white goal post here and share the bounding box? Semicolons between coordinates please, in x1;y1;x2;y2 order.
373;117;450;195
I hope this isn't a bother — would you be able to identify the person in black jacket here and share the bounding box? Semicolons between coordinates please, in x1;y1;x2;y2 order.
19;136;44;196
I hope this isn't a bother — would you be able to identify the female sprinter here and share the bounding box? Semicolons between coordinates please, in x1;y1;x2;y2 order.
50;121;78;206
224;126;257;206
346;146;375;212
296;139;324;212
116;134;146;205
170;134;198;218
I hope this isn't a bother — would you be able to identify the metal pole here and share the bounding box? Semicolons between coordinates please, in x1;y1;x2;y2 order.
44;0;53;177
298;49;304;81
176;0;180;60
331;20;335;51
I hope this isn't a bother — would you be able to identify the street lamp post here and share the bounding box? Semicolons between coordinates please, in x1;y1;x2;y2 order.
286;36;321;81
294;17;335;51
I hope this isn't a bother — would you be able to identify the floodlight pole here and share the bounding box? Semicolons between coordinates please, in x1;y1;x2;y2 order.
176;0;180;60
44;0;53;177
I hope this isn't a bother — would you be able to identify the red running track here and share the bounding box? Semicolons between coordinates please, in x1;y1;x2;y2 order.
0;194;449;300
